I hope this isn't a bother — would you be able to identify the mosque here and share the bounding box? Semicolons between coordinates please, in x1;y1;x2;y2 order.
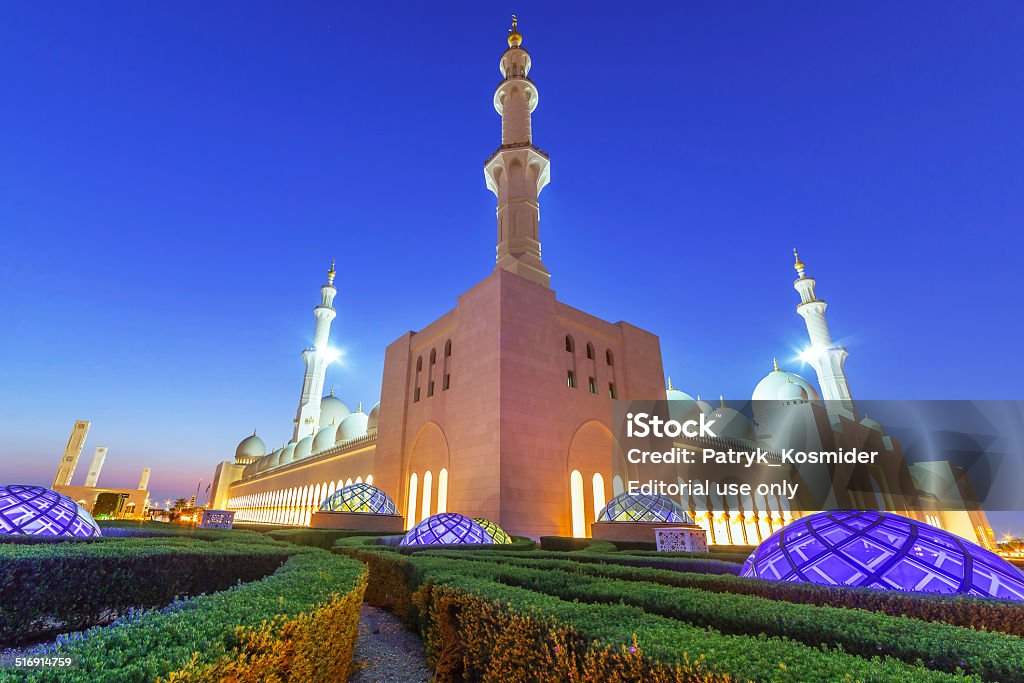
208;19;994;547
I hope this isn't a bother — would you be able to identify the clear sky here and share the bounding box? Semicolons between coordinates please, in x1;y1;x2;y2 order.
1;3;1022;528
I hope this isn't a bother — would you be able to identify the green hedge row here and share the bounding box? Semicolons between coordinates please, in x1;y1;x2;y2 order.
616;548;751;564
341;547;976;682
1;550;367;683
494;547;742;575
465;548;1024;637
419;552;1023;682
0;536;294;646
264;528;406;549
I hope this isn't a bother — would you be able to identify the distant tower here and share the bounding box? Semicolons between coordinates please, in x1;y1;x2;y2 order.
292;261;339;441
84;447;108;487
53;420;90;487
484;15;552;288
792;250;855;415
138;467;151;491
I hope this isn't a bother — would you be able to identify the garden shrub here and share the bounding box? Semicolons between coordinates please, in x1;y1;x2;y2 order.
419;552;1024;682
464;549;1024;637
1;550;366;683
0;536;294;645
343;548;978;682
539;535;604;551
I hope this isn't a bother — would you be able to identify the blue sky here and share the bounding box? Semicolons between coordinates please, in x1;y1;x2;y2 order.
1;3;1022;527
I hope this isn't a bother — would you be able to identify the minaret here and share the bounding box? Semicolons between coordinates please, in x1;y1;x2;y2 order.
484;16;551;288
53;420;90;487
292;260;338;441
792;249;855;416
84;447;108;487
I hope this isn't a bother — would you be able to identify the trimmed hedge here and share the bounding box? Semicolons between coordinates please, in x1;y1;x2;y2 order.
420;552;1024;682
1;550;366;683
0;537;294;646
468;548;1024;637
341;547;977;682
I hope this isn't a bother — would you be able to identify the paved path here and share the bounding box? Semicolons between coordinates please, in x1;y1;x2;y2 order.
349;604;432;682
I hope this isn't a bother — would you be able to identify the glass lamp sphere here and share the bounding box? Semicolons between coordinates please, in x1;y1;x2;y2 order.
0;484;102;538
400;513;492;546
318;483;397;515
473;517;512;544
597;492;693;523
741;510;1024;601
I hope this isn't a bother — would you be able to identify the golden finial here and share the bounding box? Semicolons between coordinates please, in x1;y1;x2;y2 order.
773;358;780;372
719;394;725;409
329;386;335;397
508;14;522;47
793;248;805;277
327;258;336;285
252;428;257;436
666;376;674;390
357;401;363;413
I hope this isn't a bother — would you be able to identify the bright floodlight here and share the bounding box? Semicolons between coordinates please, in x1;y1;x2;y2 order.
798;346;823;364
0;485;102;537
318;346;341;364
741;510;1024;601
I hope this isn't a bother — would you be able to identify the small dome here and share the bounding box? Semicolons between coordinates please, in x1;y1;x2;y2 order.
666;384;701;423
742;510;1024;601
400;513;492;546
294;434;314;460
695;397;714;414
860;415;883;432
255;454;272;473
235;432;266;462
265;448;283;469
753;365;821;403
312;424;338;454
707;403;757;442
597;492;693;523
319;483;397;514
367;401;381;432
473;518;512;544
278;442;297;466
666;388;696;402
242;461;258;478
319;393;351;428
0;485;101;537
337;410;369;442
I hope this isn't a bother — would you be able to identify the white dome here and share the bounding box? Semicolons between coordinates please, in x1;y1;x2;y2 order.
695;396;714;414
312;424;338;453
367;401;381;432
319;394;351;428
338;411;369;442
666;387;700;422
255;454;272;473
266;448;283;469
294;434;314;460
242;461;258;478
235;433;266;462
752;365;820;403
708;404;757;442
779;379;808;402
278;442;297;466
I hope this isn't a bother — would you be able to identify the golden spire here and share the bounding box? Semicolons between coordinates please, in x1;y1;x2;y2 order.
507;14;522;47
666;376;674;390
329;386;335;397
793;248;805;278
357;401;363;413
719;395;725;409
773;357;780;372
327;258;336;285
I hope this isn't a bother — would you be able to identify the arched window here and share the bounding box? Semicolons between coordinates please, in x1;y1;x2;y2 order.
586;343;594;360
355;476;362;484
606;349;614;365
565;335;577;388
443;340;452;391
592;473;607;520
414;356;423;402
428;349;437;397
570;470;586;538
437;468;449;514
406;473;419;529
421;470;433;520
345;477;353;487
366;474;374;485
612;475;624;496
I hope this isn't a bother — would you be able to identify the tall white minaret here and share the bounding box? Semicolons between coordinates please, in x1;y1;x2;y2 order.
793;249;855;416
484;16;551;288
292;260;338;441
